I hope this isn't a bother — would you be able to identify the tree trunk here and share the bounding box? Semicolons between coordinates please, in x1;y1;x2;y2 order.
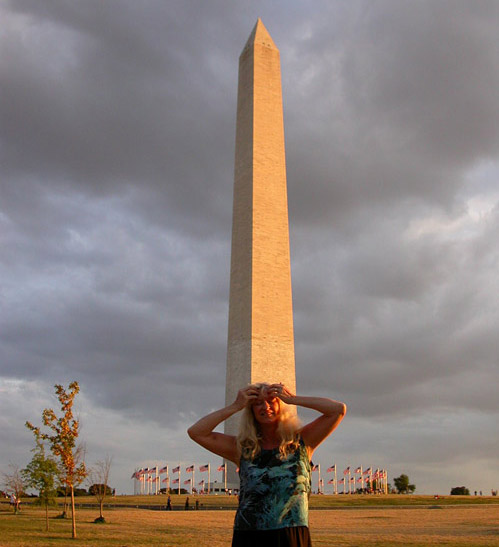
70;484;76;538
45;500;49;531
99;499;103;519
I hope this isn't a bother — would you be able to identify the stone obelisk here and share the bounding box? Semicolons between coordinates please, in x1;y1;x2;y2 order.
225;19;296;484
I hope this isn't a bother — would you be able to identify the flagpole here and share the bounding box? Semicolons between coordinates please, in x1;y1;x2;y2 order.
318;464;321;494
192;468;195;495
208;464;210;494
334;467;337;495
178;464;181;495
224;464;227;493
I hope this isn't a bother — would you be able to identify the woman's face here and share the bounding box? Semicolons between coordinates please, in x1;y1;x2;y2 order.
251;391;280;424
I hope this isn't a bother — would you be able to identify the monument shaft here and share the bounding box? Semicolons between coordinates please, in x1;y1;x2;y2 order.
225;20;296;480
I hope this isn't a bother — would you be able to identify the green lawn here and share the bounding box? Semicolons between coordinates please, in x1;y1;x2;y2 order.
22;492;496;509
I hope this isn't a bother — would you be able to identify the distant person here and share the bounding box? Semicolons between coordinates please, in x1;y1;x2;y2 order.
188;382;346;546
184;497;189;510
9;493;20;513
195;498;199;510
166;495;172;510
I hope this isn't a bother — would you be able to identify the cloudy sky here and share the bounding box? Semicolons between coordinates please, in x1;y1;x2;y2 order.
1;0;498;496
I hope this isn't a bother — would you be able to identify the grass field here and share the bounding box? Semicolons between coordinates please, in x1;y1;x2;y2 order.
1;495;498;546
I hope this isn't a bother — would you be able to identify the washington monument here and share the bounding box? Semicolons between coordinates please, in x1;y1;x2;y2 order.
225;19;296;483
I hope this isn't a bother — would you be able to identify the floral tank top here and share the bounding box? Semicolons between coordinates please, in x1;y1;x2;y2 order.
234;438;311;530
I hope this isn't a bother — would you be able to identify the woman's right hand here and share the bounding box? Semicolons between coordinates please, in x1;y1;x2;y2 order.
233;385;260;410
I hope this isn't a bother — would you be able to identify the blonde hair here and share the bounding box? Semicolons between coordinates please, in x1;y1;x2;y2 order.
237;383;301;461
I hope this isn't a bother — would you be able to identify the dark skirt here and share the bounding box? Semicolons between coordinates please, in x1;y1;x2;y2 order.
232;526;312;547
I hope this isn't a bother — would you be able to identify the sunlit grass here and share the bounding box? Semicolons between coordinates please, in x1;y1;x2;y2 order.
39;492;499;509
0;496;498;546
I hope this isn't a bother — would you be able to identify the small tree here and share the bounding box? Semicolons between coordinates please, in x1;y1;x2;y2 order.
26;381;87;539
451;486;470;495
88;483;112;496
87;455;113;522
393;474;416;494
22;430;59;531
2;464;26;513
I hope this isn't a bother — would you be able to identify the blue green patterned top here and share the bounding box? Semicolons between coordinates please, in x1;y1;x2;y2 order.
234;438;311;530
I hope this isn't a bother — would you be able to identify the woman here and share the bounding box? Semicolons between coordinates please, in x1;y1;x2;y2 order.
188;383;346;546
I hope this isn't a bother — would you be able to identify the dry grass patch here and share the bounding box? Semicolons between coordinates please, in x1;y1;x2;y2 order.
0;502;498;546
310;506;499;546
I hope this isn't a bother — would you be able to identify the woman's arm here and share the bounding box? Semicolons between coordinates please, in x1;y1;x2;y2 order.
187;385;259;464
269;384;347;455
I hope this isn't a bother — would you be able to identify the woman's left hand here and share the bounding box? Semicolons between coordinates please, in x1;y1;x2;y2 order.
268;383;295;403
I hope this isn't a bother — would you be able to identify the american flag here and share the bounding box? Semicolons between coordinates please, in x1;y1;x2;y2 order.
198;480;205;486
363;467;372;475
327;479;335;484
186;465;194;473
327;465;336;472
338;478;345;484
343;467;350;475
311;464;319;471
159;466;168;474
217;463;226;472
172;478;179;484
172;466;180;474
199;464;209;472
355;466;362;473
184;479;191;485
131;471;140;479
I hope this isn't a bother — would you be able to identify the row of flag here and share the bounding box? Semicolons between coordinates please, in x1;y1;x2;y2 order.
132;463;226;480
325;466;387;479
132;464;387;478
132;463;388;495
310;465;388;494
131;463;230;495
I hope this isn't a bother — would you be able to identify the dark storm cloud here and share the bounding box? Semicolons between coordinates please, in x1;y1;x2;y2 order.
284;0;499;226
1;1;498;494
2;0;240;237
